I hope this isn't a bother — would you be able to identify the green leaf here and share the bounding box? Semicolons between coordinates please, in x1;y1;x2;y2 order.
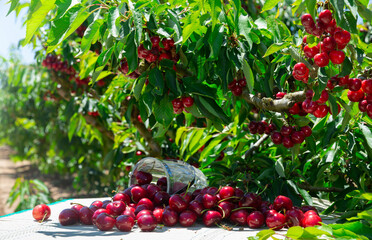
306;0;317;21
148;68;164;96
263;42;291;58
210;0;222;30
242;59;254;93
208;24;224;59
153;96;173;128
95;47;114;72
328;94;339;119
81;19;103;54
24;0;56;46
359;123;372;150
262;0;282;12
132;10;143;45
339;57;353;77
134;77;146;100
340;11;357;34
124;31;138;72
7;0;20;16
256;229;275;240
330;0;345;25
286;226;304;238
275;159;285;178
302;227;333;238
238;15;253;48
198;96;230;124
108;7;120;38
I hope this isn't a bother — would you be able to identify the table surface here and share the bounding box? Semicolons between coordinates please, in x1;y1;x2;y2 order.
0;197;338;240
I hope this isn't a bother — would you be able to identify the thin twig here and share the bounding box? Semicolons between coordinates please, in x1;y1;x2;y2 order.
244;134;269;158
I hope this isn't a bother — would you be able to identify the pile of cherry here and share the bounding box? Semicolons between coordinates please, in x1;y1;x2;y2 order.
33;171;322;233
171;96;195;114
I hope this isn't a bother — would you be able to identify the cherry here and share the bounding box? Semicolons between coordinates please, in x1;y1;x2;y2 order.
169;194;189;212
153;208;164;223
247;211;265;228
217;201;235;219
311;20;326;36
334;30;351;45
135;171;153;185
276;92;286;99
367;94;372;104
162;38;175;51
287;208;305;227
219;186;235;200
136;209;153;220
348;78;362;91
316;90;329;104
92;209;109;225
289;103;301;115
293;70;309;82
293;62;309;76
291;131;306;144
150;36;160;47
303;35;307;43
301;14;315;28
319;9;333;25
238;79;247;87
203;210;222;227
229;209;248;226
302;213;322;227
314;52;330;67
234;188;245;198
106;201;126;216
115;215;134;232
131;186;148;202
59;209;79;226
271;132;283;145
172;98;183;109
231;86;243;96
239;192;262;208
339;75;350;86
280;126;293;137
367;104;372;118
137;214;157;232
304;209;319;216
182;96;194;108
257;121;267;135
359;100;368;112
302;99;318;113
157;176;167;187
322;37;336;52
179;210;198;227
282;136;294;148
362;80;372;94
266;212;287;230
79;206;94;225
329;50;345;64
313;105;329;118
153;191;170;206
32;204;51;221
138;45;150;59
228;80;239;89
249;121;258;134
202;193;217;209
158;52;172;61
145;53;157;63
325;19;337;34
113;193;131;205
90;200;103;209
122;208;136;219
162;207;179;226
306;89;314;99
189;200;204;216
137;198;154;211
303;45;319;59
347;89;365;102
273;195;293;211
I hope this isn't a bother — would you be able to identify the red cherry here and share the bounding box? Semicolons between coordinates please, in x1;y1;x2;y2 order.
347;89;365;102
303;36;307;43
172;98;183;109
273;195;293;211
231;86;243;96
302;213;322;227
138;45;150;59
361;80;372;94
319;10;333;25
322;37;336;52
366;94;372;104
367;104;372;118
228;80;238;89
291;131;306;144
314;52;330;67
179;210;198;227
95;213;116;231
219;186;235;200
329;50;345;64
316;90;329;104
334;30;351;45
306;89;314;99
271;132;283;144
280;125;293;136
359;100;368;112
339;75;350;86
303;45;319;59
136;171;153;185
266;212;287;230
301;14;315;28
169;194;189;213
202;210;222;227
229;209;248;226
249;121;258;134
282;136;294;148
293;70;309;82
325;19;337;34
287;208;305;227
348;78;362;91
59;208;79;226
293;62;309;76
289;102;301;115
158;52;172;61
145;53;157;63
238;79;247;87
162;207;178;226
311;20;326;36
137;214;157;232
115;215;135;232
313;105;329;118
302;99;318;113
150;36;160;47
162;38;175;51
32;204;51;221
182;96;194;108
301;126;312;137
276;92;286;99
247;211;265;228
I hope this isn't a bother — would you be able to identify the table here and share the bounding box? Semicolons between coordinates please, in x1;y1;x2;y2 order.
0;197;338;240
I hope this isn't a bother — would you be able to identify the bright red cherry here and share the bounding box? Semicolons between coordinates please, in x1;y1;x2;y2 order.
334;30;351;45
367;104;372;118
219;186;235;200
266;212;287;230
158;52;172;61
289;102;301;115
303;45;319;59
150;36;160;47
302;99;318;113
362;80;372;94
202;210;222;227
319;10;333;25
302;213;322;227
135;171;153;185
287;208;305;227
314;52;330;67
229;209;248;226
247;211;265;228
359;100;368;112
347;89;365;102
276;92;286;99
322;37;336;52
313;105;329;118
339;75;350;86
172;98;183;109
366;94;372;104
348;78;362;91
115;215;135;232
329;50;345;64
179;210;198;227
303;35;307;43
301;14;315;28
325;19;337;34
273;195;293;211
162;207;178;226
182;96;194;108
95;213;116;231
145;53;157;63
137;214;157;232
306;89;314;99
32;204;51;221
316;90;329;104
293;62;309;76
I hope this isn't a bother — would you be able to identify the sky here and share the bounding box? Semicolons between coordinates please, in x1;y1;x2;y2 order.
0;0;35;64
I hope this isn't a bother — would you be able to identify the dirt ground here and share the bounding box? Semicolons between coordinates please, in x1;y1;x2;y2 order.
0;145;78;216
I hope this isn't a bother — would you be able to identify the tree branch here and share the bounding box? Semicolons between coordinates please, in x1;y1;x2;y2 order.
245;134;269;158
241;89;307;112
130;107;162;157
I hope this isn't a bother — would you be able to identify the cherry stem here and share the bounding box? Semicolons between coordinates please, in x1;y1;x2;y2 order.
231;206;255;212
70;202;85;207
39;211;48;223
217;196;241;204
257;184;268;196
